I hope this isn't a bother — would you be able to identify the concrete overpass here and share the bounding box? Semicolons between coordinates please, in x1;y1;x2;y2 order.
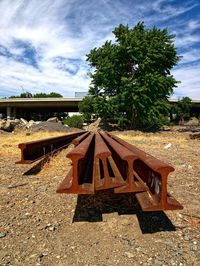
169;99;200;115
0;98;82;119
0;97;199;119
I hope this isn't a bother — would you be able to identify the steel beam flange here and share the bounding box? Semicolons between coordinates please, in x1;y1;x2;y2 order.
72;131;90;146
16;131;85;164
93;132;125;190
100;132;146;193
106;132;183;211
57;133;95;194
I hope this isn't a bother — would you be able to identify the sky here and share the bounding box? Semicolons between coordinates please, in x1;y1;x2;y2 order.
0;0;200;99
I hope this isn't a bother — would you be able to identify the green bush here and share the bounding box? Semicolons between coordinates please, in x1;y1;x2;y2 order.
64;115;83;129
138;114;170;131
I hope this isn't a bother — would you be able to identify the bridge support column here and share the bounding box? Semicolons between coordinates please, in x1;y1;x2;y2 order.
7;106;11;119
13;108;17;119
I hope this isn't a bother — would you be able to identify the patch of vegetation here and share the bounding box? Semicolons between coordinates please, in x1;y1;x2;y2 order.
171;97;192;122
79;96;94;121
64;115;83;129
9;92;63;98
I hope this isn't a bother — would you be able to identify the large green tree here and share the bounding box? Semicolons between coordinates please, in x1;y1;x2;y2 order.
85;22;180;128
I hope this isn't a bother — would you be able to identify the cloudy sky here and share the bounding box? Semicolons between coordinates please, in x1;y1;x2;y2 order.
0;0;199;99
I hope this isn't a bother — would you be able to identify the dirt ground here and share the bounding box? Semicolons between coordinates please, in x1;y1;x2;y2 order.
0;130;200;266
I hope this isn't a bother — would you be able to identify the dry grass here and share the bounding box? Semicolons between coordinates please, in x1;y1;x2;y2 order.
115;131;200;171
39;145;74;177
116;132;186;144
115;132;192;152
0;131;66;158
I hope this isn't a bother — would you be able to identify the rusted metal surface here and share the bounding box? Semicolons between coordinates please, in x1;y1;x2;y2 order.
16;131;85;164
18;129;182;212
106;132;183;211
72;131;90;146
93;132;125;190
57;131;183;211
56;133;95;194
57;132;127;194
100;132;146;193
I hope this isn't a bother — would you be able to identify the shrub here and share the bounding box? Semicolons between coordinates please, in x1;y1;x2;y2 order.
64;115;83;129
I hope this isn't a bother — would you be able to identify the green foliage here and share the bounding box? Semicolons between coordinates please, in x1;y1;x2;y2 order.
33;92;63;98
10;91;32;98
9;91;63;98
172;97;192;121
79;96;94;120
86;22;180;129
64;115;83;128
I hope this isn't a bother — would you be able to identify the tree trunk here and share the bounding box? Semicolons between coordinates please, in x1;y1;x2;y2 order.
131;109;137;129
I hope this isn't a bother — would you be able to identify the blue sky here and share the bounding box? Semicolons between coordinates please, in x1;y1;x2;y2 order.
0;0;199;99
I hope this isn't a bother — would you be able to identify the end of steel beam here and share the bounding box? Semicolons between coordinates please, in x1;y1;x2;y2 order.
56;169;95;194
136;192;183;211
57;133;95;194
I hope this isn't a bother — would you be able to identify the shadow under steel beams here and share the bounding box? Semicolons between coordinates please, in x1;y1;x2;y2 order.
72;190;176;234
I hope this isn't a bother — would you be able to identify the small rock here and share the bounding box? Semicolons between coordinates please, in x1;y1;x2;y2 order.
0;232;7;238
30;254;37;258
125;252;134;258
45;223;51;229
191;245;198;251
184;235;190;241
153;259;163;266
20;118;28;125
1;120;14;132
164;143;172;149
156;255;164;261
45;223;59;231
47;117;58;122
28;120;35;127
161;125;171;131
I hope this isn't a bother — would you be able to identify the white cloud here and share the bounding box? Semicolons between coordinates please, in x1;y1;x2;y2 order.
152;0;197;20
188;20;200;30
175;34;200;48
180;49;200;64
0;0;199;99
172;64;200;99
0;0;93;97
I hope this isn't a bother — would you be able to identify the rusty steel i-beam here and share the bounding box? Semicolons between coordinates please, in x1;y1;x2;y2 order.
56;131;183;212
16;131;85;164
16;130;183;212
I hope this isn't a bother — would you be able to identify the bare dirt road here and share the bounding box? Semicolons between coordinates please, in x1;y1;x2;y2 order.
0;130;200;266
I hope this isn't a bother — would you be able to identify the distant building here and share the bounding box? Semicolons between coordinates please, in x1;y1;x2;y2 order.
75;92;88;98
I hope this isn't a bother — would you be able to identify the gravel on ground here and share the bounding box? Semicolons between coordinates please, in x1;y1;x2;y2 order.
0;130;199;266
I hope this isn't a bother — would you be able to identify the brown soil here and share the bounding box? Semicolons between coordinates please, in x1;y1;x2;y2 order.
0;130;200;266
